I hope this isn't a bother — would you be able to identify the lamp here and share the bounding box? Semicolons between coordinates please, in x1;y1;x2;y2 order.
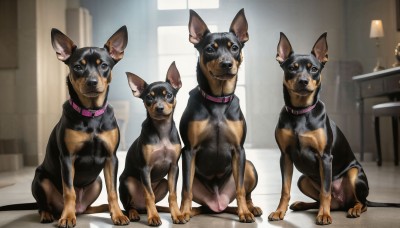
370;19;385;71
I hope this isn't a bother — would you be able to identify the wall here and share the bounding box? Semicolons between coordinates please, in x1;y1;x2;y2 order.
35;0;68;164
0;0;67;166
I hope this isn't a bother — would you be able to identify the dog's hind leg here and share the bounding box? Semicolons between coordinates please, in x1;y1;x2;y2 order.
290;175;320;211
32;176;63;223
346;168;368;218
224;160;263;217
78;177;103;214
243;160;262;216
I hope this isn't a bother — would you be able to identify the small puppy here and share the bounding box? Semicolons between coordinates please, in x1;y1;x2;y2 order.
119;62;185;226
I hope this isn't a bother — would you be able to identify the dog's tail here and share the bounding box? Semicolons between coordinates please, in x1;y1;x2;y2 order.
0;203;37;211
366;200;400;207
83;204;109;214
156;206;170;213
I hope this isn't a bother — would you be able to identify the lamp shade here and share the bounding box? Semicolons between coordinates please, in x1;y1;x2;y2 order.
370;20;384;38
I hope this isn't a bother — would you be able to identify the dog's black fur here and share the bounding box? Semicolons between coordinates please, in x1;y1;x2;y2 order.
179;9;262;223
119;62;185;226
268;32;400;225
29;26;129;227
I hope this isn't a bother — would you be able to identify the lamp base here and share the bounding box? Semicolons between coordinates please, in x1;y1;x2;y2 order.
373;65;385;72
373;58;385;72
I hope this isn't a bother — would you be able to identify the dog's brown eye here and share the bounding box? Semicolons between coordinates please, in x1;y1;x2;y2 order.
166;93;173;99
310;67;318;73
205;46;215;53
100;63;109;70
231;44;239;52
288;66;295;71
73;65;83;71
146;94;154;102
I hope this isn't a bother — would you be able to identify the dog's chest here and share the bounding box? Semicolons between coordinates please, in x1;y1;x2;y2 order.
143;139;180;179
190;106;244;148
64;119;118;158
276;121;327;175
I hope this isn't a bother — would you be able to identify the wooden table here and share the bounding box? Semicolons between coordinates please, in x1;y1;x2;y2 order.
352;67;400;161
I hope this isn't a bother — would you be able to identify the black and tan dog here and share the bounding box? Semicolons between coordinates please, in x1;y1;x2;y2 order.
119;62;185;226
29;26;130;227
268;32;400;225
179;9;262;223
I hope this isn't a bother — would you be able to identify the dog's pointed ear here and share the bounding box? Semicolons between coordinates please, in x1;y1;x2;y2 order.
51;28;77;62
126;72;147;98
229;8;249;44
311;32;328;64
166;61;182;90
188;9;210;45
104;25;128;62
276;32;293;64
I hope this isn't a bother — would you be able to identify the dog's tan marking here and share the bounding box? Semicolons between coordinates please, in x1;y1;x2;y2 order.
213;42;218;49
150;91;155;96
64;129;91;154
96;59;101;65
68;73;109;109
142;144;154;165
81;59;86;65
164;98;176;115
200;56;239;96
226;120;243;145
294;62;299;68
103;156;126;223
275;128;296;153
299;128;326;156
227;41;232;48
307;62;312;68
97;128;119;154
284;75;319;108
163;90;167;95
188;120;210;147
270;128;295;221
345;167;367;217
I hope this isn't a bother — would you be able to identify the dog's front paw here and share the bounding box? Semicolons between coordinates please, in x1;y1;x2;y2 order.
347;203;367;218
268;210;286;221
180;208;192;222
128;208;140;222
111;213;130;225
171;213;186;224
316;214;332;225
148;214;162;226
39;211;54;223
238;211;255;223
58;216;76;228
250;206;263;217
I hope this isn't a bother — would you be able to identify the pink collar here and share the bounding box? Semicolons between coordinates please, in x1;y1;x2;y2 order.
198;86;234;104
69;99;107;117
285;102;317;115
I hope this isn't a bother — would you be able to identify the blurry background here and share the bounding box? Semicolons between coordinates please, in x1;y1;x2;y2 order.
0;0;399;169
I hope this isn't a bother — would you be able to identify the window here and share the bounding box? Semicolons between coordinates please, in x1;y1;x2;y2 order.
157;0;219;10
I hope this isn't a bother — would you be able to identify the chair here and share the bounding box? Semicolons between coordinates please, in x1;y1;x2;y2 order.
372;102;400;166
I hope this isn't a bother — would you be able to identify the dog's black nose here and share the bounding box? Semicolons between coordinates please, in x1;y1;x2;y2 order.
220;61;233;69
299;79;309;86
156;105;164;113
86;78;98;87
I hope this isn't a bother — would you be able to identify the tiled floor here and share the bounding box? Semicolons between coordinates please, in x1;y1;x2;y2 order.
0;149;399;228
